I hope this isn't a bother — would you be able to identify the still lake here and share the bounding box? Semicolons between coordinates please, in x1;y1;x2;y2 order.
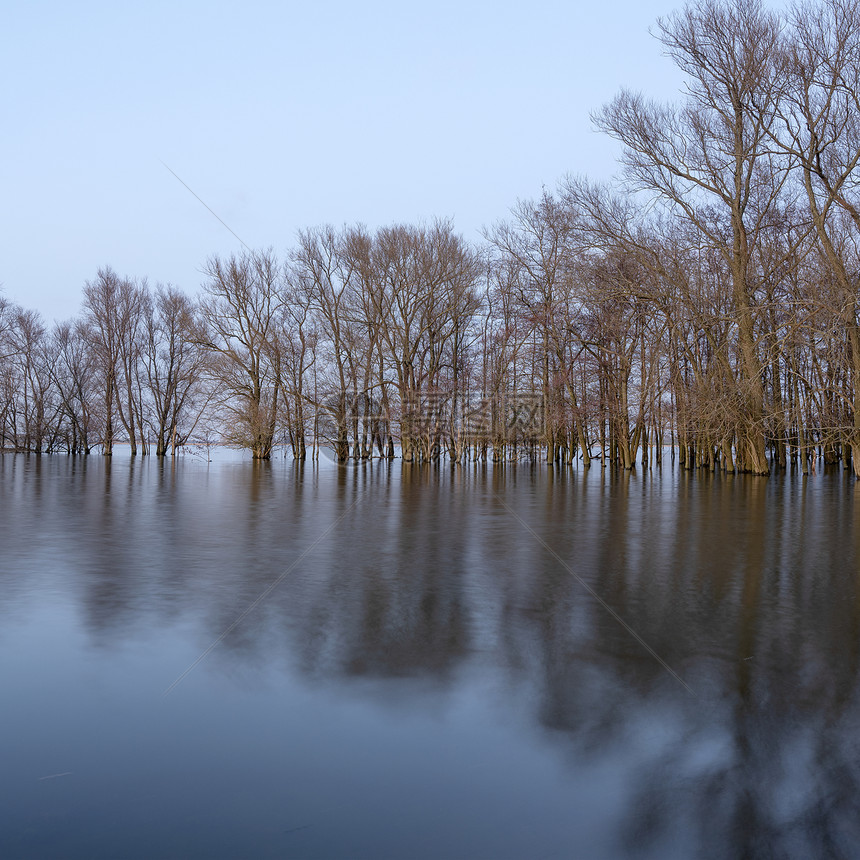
2;452;860;859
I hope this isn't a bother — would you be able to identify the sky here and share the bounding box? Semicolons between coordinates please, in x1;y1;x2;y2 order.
1;0;691;322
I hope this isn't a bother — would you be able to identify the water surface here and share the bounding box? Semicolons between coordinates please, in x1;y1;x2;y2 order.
2;453;860;858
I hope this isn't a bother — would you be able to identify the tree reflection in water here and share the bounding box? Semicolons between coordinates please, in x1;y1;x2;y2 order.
1;454;859;858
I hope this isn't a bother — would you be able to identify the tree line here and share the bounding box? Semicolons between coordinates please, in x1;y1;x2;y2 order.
4;0;860;476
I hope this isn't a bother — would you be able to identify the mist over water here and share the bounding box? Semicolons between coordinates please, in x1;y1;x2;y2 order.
2;453;860;859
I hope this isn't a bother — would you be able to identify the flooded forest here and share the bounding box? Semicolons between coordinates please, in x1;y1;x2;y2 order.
4;0;860;478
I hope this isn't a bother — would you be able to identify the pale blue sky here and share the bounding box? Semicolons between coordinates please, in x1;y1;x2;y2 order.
2;0;689;321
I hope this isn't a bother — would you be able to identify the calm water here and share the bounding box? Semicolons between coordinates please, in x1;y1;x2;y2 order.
2;453;860;859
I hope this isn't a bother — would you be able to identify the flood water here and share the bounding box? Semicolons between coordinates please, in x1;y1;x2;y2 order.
2;452;860;859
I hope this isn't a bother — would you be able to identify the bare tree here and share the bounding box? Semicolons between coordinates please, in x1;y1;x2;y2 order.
594;0;789;474
780;0;860;474
486;192;594;464
365;221;482;462
272;274;316;461
195;250;282;459
291;226;363;462
82;268;145;455
49;320;98;454
141;285;209;456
